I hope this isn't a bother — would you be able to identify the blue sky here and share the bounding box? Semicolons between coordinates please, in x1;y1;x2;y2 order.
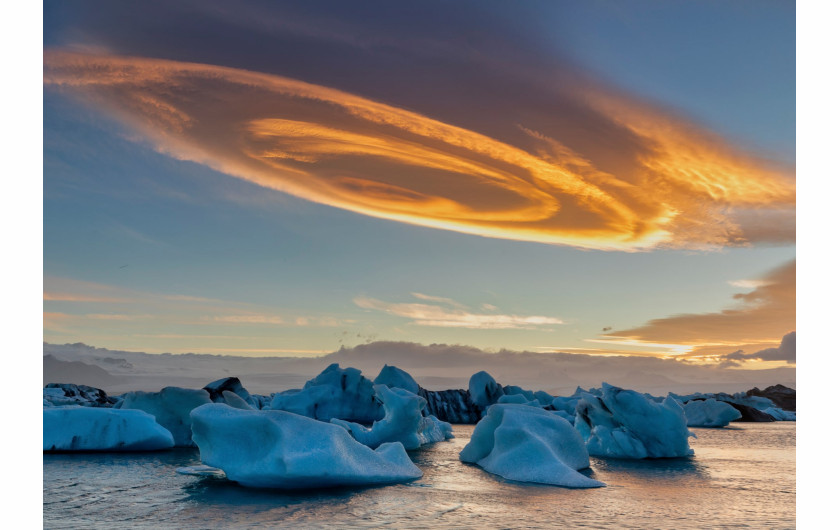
43;0;795;363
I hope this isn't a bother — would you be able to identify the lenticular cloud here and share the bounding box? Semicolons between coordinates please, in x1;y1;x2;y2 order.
44;51;795;251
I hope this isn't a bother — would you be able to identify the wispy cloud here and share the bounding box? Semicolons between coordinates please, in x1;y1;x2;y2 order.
85;313;154;321
209;314;344;326
43;292;130;303
354;295;563;330
44;52;794;251
410;292;466;308
728;279;770;289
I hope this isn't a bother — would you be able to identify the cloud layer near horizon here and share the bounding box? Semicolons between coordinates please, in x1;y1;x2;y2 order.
604;260;795;360
44;51;794;251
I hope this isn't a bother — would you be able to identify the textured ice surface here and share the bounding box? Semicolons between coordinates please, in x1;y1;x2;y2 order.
332;385;453;449
118;387;212;447
373;365;420;394
44;407;174;451
460;404;603;488
190;403;423;489
682;398;742;427
269;364;383;423
575;383;694;459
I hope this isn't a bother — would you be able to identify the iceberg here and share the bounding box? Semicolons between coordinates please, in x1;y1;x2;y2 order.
270;364;383;423
468;371;504;408
190;404;423;489
681;398;741;427
44;407;174;451
575;383;694;459
332;384;453;449
118;387;212;446
460;404;603;488
374;364;420;394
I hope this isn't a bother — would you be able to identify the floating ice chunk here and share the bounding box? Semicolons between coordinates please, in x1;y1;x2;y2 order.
460;404;603;488
118;387;212;446
44;407;174;452
270;364;383;423
190;404;423;489
575;383;693;459
682;398;741;427
374;364;420;394
469;371;504;407
332;385;453;449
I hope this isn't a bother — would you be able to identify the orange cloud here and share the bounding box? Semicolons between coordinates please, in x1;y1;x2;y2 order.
603;260;795;358
44;51;795;251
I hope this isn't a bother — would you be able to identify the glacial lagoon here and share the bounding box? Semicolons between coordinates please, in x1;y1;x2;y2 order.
44;422;795;529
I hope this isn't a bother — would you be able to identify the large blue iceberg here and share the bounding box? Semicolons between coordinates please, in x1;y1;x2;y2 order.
575;383;694;459
190;404;423;489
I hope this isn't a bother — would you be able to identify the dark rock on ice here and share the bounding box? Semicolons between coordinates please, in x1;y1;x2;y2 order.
746;384;795;411
43;383;117;407
418;388;482;424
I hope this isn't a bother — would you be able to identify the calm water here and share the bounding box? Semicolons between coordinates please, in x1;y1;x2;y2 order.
44;423;795;528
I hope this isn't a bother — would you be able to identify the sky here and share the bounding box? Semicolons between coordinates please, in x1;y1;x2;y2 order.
42;0;795;368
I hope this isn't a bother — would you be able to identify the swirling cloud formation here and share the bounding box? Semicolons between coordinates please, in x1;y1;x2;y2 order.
44;51;795;250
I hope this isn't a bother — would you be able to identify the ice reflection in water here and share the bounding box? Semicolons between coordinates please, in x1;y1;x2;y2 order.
44;423;794;528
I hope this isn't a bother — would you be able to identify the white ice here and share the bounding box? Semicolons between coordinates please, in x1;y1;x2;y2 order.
44;407;174;451
460;404;604;488
575;383;694;459
331;384;453;450
190;403;423;489
117;386;212;447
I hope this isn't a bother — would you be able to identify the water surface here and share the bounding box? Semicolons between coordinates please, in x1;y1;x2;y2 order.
44;422;795;528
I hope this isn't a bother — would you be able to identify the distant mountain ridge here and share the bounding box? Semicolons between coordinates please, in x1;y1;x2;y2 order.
43;341;796;396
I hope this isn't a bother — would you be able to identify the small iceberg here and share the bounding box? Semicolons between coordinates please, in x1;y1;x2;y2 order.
118;386;213;447
332;384;453;449
44;407;174;452
460;403;604;488
681;398;742;427
575;383;694;459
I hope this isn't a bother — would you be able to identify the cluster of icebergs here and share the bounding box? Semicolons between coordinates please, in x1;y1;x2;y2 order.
43;365;794;490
